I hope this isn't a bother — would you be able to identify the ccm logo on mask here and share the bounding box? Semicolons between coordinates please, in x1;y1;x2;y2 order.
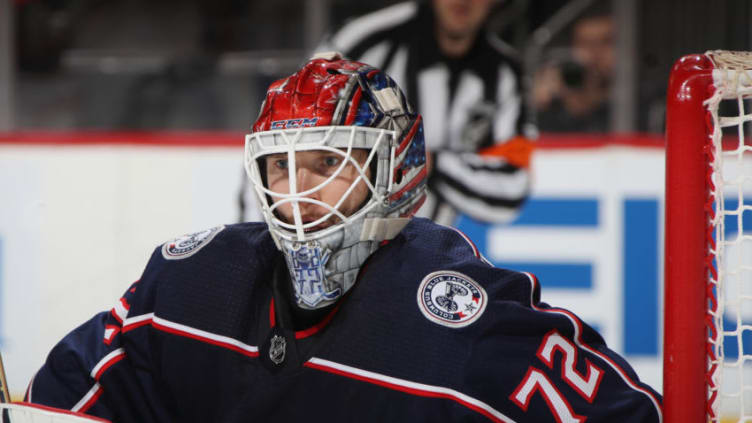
271;118;319;129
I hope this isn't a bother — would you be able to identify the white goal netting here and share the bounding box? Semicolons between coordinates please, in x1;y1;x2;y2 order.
706;50;752;423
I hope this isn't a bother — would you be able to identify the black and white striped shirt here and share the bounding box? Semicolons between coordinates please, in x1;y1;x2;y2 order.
320;1;533;225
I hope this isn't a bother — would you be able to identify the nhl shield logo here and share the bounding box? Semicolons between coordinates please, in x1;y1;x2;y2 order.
161;225;224;260
417;271;486;328
269;335;287;365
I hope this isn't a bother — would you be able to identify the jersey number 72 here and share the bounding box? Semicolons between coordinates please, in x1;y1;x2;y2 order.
510;330;604;423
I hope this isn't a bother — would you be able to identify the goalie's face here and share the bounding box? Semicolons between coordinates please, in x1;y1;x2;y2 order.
265;149;372;231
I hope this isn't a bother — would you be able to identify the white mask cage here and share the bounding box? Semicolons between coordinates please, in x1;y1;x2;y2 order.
244;125;397;246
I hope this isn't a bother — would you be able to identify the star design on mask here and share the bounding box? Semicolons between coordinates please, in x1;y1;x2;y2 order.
464;303;477;313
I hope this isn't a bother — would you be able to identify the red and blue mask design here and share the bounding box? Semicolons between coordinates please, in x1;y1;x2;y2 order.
245;53;427;309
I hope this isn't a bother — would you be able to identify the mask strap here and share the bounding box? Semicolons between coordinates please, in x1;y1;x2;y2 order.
359;217;410;242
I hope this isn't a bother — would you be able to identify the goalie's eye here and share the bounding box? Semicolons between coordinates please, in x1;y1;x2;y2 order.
322;155;341;168
271;157;288;170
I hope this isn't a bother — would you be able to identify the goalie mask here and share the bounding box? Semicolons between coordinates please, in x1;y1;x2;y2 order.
244;53;427;309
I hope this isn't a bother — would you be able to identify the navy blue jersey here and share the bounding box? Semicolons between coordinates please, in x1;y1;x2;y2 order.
27;219;661;422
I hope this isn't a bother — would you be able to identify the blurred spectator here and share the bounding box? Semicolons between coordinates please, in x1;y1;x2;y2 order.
533;8;614;133
316;0;534;226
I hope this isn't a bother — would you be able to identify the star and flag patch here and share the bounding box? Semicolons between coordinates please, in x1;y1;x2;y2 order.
417;271;486;328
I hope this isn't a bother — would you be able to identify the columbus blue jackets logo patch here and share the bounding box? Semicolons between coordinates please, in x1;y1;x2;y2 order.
161;225;224;260
417;271;486;328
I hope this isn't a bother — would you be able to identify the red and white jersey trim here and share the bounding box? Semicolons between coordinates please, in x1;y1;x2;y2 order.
522;272;663;422
103;325;120;345
304;357;516;423
71;382;102;413
122;313;259;357
70;314;262;413
111;298;130;324
90;348;126;380
122;312;153;330
67;350;124;414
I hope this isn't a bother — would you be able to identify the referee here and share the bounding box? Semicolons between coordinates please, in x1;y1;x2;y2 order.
318;0;534;225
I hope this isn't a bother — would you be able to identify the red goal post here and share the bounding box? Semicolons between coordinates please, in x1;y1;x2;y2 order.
665;51;752;423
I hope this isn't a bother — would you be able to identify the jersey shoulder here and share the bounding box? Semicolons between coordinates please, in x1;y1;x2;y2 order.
398;217;483;259
392;217;536;304
127;222;277;332
142;221;274;289
350;219;662;421
154;222;271;264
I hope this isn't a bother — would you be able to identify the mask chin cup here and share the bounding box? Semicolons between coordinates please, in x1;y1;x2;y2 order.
282;239;340;309
279;217;411;310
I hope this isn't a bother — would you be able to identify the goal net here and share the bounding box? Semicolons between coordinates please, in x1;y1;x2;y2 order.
664;50;752;423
